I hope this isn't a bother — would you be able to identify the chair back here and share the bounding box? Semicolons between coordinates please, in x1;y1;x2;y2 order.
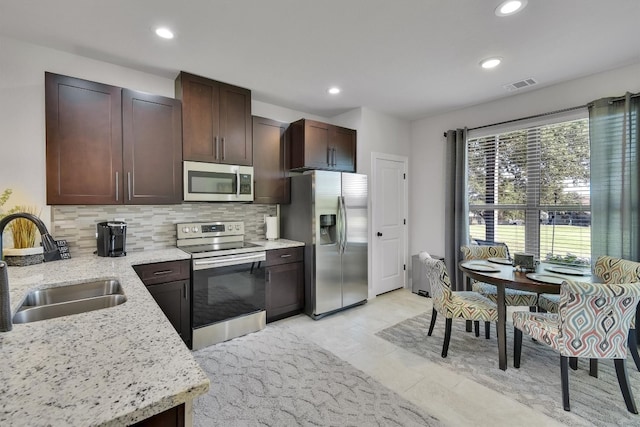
558;280;640;358
461;245;508;260
422;257;453;312
594;256;640;284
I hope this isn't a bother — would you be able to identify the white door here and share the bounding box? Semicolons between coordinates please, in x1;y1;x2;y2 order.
372;154;407;296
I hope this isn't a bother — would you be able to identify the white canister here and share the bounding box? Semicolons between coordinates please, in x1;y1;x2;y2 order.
265;216;279;240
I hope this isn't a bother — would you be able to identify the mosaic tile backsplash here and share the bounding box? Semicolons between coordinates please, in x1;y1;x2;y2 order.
52;204;277;257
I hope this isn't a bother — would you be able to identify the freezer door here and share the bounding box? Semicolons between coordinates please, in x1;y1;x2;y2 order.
313;171;343;315
341;173;368;306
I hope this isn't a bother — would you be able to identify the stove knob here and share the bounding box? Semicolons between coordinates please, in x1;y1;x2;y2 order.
192;226;199;233
182;227;190;233
236;224;241;230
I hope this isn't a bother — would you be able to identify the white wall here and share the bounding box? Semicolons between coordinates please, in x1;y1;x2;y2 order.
409;62;640;258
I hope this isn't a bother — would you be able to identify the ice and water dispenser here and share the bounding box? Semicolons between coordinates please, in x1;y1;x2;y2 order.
319;214;337;245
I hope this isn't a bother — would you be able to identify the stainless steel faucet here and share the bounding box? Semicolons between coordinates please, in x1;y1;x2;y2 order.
0;213;62;332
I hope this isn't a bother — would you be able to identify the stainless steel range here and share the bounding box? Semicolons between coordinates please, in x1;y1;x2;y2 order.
177;221;266;350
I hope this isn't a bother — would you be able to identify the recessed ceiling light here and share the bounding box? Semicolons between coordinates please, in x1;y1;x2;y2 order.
495;0;527;17
480;57;502;69
155;27;174;39
328;87;341;95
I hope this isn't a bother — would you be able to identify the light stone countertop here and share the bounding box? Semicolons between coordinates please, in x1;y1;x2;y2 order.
0;248;209;427
250;238;305;250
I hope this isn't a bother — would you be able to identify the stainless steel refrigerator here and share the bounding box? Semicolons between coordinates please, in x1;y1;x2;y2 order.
281;170;368;319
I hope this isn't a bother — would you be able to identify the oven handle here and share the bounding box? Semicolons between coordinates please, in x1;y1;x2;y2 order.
193;252;266;270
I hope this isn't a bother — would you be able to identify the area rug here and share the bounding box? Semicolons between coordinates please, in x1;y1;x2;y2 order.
375;311;640;427
192;326;443;426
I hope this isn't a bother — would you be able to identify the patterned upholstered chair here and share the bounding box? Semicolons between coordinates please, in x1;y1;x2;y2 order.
513;280;640;413
537;256;640;372
461;245;538;310
423;256;498;358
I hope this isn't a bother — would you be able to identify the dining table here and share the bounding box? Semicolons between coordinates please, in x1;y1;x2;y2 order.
458;259;595;371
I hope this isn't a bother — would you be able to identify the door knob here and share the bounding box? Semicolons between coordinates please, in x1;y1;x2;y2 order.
377;232;383;237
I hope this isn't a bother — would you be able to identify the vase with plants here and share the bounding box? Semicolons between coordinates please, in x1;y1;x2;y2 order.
1;195;44;266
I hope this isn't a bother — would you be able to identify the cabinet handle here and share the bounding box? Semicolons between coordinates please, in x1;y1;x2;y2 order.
214;136;219;160
267;270;271;282
153;270;173;275
183;282;188;301
327;147;331;166
127;172;132;201
280;254;292;258
115;172;119;201
332;148;336;166
221;137;225;160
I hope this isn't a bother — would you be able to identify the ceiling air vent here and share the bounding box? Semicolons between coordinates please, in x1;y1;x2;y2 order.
503;77;538;92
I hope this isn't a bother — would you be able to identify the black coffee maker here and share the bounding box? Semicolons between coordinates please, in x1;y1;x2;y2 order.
96;221;127;257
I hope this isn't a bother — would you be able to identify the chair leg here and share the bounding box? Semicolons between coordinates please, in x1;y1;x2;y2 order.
442;318;452;358
428;308;437;336
474;320;480;337
628;328;640;372
529;306;537;312
560;356;571;411
614;359;638;414
569;357;578;370
485;321;490;339
589;359;598;378
466;319;472;332
514;327;522;368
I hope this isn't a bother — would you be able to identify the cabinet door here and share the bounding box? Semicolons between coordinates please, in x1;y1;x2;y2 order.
122;90;183;204
147;279;191;346
176;72;220;163
45;72;123;205
218;83;252;165
304;120;331;169
252;116;289;204
266;262;304;322
132;403;185;427
331;126;357;172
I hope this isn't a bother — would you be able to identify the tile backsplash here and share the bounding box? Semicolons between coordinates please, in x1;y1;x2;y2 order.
52;203;277;257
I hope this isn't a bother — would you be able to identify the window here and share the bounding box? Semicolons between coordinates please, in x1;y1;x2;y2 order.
467;109;590;264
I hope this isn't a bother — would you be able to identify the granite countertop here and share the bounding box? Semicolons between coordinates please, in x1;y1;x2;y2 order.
250;238;305;250
0;249;209;427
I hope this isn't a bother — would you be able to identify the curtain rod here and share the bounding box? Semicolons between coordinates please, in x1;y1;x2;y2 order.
467;104;586;132
445;91;639;137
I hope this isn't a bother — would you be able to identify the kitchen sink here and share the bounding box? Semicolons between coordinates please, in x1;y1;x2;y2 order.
13;279;127;324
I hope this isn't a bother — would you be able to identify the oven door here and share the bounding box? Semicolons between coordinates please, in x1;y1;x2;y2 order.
192;251;266;331
183;161;254;202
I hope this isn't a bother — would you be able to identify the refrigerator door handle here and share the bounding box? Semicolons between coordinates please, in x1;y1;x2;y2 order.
340;196;348;253
336;196;343;254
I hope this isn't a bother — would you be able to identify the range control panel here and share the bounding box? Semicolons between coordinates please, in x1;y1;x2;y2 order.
176;221;244;239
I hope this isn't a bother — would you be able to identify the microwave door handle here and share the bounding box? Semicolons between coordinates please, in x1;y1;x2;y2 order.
236;169;241;197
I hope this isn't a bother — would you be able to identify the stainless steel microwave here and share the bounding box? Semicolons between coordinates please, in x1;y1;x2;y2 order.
183;161;254;202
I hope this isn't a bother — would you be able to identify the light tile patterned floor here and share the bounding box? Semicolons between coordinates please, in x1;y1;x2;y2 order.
275;288;567;427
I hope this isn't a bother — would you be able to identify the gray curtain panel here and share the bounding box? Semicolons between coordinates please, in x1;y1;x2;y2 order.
445;128;469;290
589;92;640;262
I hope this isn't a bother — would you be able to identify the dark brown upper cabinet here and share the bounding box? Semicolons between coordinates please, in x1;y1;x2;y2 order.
252;116;290;204
175;72;252;166
45;72;182;205
288;119;356;172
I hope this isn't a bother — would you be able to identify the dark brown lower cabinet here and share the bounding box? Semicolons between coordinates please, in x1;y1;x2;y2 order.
265;247;304;322
133;260;191;347
132;403;184;427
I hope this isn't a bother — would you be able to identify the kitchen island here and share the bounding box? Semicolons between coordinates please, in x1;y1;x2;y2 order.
0;249;209;426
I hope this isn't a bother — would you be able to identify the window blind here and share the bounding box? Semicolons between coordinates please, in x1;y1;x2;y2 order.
467;108;591;264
